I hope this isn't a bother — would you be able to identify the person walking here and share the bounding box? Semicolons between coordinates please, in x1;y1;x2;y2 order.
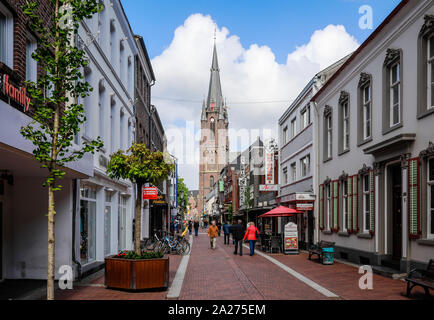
223;221;231;245
193;220;199;237
208;220;219;250
188;220;193;236
216;220;222;237
243;222;260;256
230;220;244;256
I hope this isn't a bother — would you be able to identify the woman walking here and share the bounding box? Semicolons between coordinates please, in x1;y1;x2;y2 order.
243;222;259;256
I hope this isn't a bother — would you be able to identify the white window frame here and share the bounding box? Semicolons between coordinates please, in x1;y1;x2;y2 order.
428;157;434;239
26;33;37;82
327;115;332;159
428;36;434;110
300;155;310;178
282;126;288;145
363;84;371;140
291;118;296;139
301;106;310;130
0;3;13;68
342;180;348;232
363;174;370;233
342;102;350;151
283;167;288;185
80;186;97;265
291;162;296;182
390;62;401;126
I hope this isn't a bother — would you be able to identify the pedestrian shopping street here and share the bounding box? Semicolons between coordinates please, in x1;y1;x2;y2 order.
49;230;428;301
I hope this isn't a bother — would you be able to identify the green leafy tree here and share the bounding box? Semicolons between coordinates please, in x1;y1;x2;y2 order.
107;144;175;255
177;177;189;218
21;0;104;300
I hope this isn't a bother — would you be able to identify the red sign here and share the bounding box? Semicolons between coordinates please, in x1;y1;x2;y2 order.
142;187;158;200
2;74;31;111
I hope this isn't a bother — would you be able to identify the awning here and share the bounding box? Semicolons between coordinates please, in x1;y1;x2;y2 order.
258;206;302;218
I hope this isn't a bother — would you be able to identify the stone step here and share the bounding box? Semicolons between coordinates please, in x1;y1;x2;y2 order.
372;265;407;280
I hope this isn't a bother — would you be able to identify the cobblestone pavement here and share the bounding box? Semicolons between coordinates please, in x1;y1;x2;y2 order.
51;232;430;300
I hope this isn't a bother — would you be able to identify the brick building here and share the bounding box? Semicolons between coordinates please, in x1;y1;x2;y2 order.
198;42;229;216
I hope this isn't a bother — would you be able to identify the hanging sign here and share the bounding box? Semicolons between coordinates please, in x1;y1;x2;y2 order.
284;222;299;255
259;184;279;192
265;150;274;185
142;187;158;200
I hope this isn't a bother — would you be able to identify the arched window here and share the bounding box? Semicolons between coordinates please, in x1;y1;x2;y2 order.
210;117;215;140
210;176;214;188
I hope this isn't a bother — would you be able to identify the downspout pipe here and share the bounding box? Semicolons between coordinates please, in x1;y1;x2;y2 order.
310;100;320;244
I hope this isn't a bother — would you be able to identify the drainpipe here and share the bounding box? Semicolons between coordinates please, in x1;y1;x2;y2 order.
72;179;82;281
311;100;320;244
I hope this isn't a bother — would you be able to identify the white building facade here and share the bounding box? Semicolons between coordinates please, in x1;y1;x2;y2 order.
74;0;138;275
313;0;434;271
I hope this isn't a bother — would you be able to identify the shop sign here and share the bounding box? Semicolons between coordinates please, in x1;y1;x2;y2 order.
284;222;298;254
296;203;314;211
142;187;158;200
1;74;31;111
152;194;167;205
259;184;279;192
265;150;274;185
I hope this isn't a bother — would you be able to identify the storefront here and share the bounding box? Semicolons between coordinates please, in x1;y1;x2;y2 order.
279;193;315;249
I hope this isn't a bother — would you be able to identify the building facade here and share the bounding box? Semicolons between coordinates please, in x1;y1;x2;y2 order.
74;0;138;275
278;57;349;248
198;43;229;216
313;0;434;271
0;0;95;280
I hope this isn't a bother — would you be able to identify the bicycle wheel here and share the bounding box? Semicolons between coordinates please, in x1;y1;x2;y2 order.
181;242;191;255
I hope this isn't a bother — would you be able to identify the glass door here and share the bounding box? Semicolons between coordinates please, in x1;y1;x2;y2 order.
80;186;97;264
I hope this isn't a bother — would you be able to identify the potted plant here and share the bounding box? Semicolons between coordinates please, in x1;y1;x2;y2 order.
105;144;174;291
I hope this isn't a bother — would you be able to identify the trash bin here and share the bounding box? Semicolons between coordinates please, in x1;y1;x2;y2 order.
321;247;334;265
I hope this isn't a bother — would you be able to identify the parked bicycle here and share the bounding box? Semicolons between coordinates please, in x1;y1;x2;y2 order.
161;232;190;255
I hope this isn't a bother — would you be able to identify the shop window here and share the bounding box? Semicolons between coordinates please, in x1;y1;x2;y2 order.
80;186;97;264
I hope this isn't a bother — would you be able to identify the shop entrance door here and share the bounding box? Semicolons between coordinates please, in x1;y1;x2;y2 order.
391;164;402;260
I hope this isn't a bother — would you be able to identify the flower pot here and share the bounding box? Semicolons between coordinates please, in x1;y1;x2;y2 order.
104;255;169;291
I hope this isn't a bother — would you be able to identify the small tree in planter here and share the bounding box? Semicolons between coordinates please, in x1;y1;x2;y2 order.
107;144;175;254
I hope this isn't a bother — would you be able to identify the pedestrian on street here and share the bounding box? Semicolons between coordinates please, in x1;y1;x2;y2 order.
174;220;179;234
243;222;260;256
223;221;231;245
217;220;222;237
188;220;193;236
208;220;219;250
230;220;244;256
194;220;199;237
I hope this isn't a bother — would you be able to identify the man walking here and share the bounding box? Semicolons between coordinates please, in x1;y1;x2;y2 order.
217;220;222;237
223;221;231;245
208;220;219;250
230;220;244;256
193;220;199;237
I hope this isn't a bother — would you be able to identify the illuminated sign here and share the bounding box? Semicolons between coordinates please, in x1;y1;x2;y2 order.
142;187;158;200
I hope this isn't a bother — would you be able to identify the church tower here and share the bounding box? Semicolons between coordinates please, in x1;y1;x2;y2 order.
198;42;229;216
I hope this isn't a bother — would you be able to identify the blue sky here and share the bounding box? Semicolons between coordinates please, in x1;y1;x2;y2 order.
123;0;401;64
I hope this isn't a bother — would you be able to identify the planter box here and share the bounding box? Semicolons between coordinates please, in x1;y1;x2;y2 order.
104;256;169;291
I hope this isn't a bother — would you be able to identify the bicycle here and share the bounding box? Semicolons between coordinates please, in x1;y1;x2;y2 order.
161;233;190;255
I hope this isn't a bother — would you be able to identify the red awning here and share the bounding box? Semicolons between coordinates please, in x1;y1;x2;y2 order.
258;206;302;218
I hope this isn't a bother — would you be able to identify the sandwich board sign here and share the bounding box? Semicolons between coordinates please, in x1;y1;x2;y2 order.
284;222;298;255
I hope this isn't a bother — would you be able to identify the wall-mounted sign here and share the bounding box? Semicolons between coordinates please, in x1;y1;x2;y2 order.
296;203;314;211
259;184;279;192
142;187;158;200
1;74;31;111
265;150;274;185
152;194;167;205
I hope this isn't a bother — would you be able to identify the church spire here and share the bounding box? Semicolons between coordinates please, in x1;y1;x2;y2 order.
206;40;226;119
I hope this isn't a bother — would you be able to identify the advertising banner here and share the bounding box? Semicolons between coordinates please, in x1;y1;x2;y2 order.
284;222;298;254
142;187;158;200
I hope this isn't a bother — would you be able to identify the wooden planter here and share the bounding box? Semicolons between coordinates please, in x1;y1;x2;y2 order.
105;256;169;291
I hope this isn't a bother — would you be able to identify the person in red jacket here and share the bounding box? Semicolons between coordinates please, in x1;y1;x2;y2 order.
243;222;260;256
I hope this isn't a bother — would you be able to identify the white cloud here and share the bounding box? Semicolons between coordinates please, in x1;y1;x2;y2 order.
151;14;359;190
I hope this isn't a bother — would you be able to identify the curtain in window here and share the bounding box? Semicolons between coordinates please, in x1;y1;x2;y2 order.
408;158;421;239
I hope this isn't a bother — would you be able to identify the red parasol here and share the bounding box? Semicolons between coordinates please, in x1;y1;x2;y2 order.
258;206;302;218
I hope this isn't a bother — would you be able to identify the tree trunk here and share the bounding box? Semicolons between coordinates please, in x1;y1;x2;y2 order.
135;182;143;254
47;184;56;300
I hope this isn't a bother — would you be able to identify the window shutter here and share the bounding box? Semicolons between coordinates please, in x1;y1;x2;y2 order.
352;175;359;232
408;158;421;239
347;176;352;233
332;180;339;232
369;170;375;235
319;184;324;230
